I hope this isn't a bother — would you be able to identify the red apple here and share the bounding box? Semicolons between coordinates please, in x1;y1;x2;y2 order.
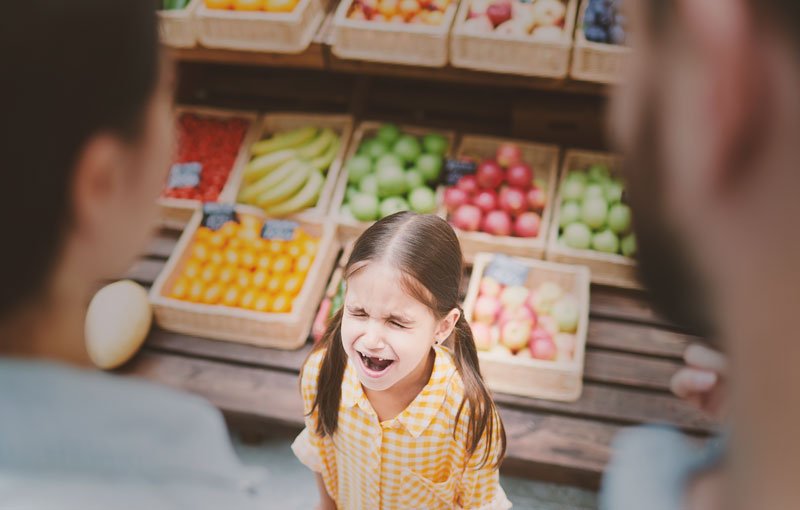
526;186;547;211
472;189;498;214
506;162;534;189
452;204;482;232
479;277;502;298
496;142;522;167
498;305;537;329
513;211;541;238
537;315;559;336
498;187;527;216
481;210;512;236
476;160;505;189
486;0;512;27
471;322;494;351
501;319;532;352
444;187;469;213
456;174;479;195
474;295;501;324
530;333;557;361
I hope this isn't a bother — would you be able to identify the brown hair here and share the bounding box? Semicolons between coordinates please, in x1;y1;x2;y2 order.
307;212;506;468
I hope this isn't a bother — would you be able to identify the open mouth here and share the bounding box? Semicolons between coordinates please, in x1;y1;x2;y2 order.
357;351;395;374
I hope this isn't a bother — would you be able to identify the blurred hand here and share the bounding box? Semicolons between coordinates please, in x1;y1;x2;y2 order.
671;343;727;419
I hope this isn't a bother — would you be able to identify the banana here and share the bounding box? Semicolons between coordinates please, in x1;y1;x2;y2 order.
256;162;312;208
251;126;317;157
263;169;325;217
297;128;336;161
243;149;296;185
238;159;302;204
309;137;340;173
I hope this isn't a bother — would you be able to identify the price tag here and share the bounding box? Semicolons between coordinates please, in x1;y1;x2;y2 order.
484;254;530;287
167;162;202;189
201;203;238;231
442;159;477;186
261;220;299;241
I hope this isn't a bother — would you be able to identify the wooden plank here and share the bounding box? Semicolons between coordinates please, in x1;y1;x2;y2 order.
170;45;327;70
584;350;678;391
587;319;694;359
589;286;674;328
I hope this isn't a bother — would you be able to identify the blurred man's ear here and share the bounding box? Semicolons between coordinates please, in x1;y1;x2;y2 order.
676;0;766;191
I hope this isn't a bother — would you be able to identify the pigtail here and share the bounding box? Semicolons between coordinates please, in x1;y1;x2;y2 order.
307;307;348;438
452;309;507;469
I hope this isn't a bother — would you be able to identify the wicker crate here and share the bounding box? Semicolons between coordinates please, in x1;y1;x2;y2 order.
463;252;589;401
443;134;560;263
545;148;640;289
195;0;325;53
331;0;458;67
450;0;577;78
150;208;339;350
569;0;631;84
158;0;201;48
158;106;260;230
232;112;354;221
330;121;456;242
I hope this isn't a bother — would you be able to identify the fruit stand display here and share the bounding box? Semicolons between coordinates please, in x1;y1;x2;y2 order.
332;121;455;240
150;206;339;349
331;0;459;67
195;0;326;53
159;0;202;48
462;252;589;401
546;148;638;288
159;106;259;228
570;0;630;83
235;113;353;219
442;135;559;262
450;0;577;78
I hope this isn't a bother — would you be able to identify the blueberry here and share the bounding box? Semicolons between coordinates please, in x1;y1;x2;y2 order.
614;13;627;28
597;10;613;27
585;25;608;43
609;25;626;44
584;8;597;25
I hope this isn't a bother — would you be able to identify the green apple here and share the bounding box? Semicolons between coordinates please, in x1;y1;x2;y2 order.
346;155;373;185
608;203;632;234
422;133;448;156
584;183;605;200
345;185;359;203
350;193;379;222
621;233;637;258
359;174;378;196
563;223;592;250
588;164;610;183
357;137;376;156
377;124;401;145
416;154;443;182
379;196;410;218
562;178;585;202
367;140;389;160
566;170;588;184
376;153;404;172
408;186;437;214
405;168;424;190
581;197;608;230
340;204;355;222
393;135;422;164
376;165;407;198
559;201;581;228
604;180;624;204
592;229;620;254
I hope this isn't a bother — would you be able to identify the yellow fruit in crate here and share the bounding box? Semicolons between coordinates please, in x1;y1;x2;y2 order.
399;0;419;17
202;284;223;305
301;239;319;256
378;0;398;17
183;260;202;280
252;238;268;254
252;269;270;290
283;274;304;296
286;243;302;259
240;289;259;310
265;274;286;294
236;269;253;289
271;293;293;313
228;237;244;250
191;243;210;263
206;0;233;8
200;264;218;284
271;255;292;274
256;254;272;271
195;227;213;243
294;254;313;274
221;286;242;307
219;222;239;239
170;277;190;300
267;240;284;256
234;0;262;10
240;250;258;270
265;0;297;12
224;248;240;266
218;265;237;285
253;293;273;313
188;280;206;303
208;232;226;249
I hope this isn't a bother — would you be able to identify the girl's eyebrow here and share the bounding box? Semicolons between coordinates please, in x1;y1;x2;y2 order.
384;313;414;324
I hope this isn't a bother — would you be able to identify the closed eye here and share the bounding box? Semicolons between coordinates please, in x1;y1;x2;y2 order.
347;307;368;318
390;320;408;329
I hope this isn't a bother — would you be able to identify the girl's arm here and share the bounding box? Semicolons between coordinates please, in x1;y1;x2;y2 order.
315;473;337;510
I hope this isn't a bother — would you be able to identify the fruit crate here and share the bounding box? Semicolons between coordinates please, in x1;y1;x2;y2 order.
450;0;578;78
158;106;260;229
330;121;456;241
195;0;326;53
233;112;355;220
445;134;560;263
149;207;339;350
158;0;201;48
569;0;631;84
463;252;589;401
331;0;459;67
545;148;640;288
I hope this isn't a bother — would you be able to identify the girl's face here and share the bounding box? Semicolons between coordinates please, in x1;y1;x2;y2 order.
341;261;449;392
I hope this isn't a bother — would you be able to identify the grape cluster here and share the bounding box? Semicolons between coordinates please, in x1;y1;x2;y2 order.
582;0;626;45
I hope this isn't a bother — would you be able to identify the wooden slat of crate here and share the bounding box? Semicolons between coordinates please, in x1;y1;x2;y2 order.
570;0;631;84
158;0;201;49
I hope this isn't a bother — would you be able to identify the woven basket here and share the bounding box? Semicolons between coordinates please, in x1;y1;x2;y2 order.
443;134;560;262
570;0;631;83
150;208;340;350
158;0;201;48
462;252;590;401
331;0;458;67
450;0;577;78
544;148;641;289
195;0;325;53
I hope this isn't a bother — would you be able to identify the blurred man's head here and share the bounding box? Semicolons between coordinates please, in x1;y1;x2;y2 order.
612;0;800;341
0;2;173;318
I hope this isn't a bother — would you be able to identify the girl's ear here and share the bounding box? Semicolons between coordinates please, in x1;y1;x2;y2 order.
434;308;461;344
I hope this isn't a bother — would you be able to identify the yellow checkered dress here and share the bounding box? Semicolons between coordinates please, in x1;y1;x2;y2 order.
292;344;511;510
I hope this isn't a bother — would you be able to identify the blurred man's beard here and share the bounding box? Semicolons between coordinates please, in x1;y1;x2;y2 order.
622;99;716;342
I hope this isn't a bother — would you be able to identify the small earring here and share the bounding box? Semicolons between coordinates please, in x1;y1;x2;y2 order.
434;338;441;345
